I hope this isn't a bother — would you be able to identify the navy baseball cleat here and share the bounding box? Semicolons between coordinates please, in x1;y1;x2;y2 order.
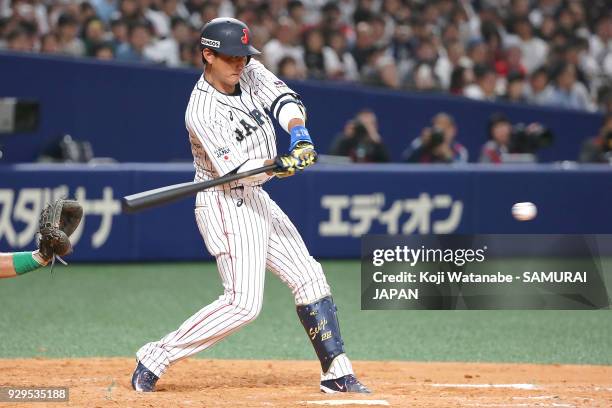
131;361;159;392
320;375;371;393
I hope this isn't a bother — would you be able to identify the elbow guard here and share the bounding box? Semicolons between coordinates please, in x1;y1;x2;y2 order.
271;93;307;132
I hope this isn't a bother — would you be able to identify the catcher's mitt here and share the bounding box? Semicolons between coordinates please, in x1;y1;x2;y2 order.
38;199;83;263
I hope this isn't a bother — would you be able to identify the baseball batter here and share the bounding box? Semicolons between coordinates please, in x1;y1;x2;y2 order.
132;18;369;394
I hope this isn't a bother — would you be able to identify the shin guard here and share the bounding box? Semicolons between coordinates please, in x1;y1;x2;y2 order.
296;296;345;373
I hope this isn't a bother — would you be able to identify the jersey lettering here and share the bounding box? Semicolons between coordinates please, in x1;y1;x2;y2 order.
240;119;258;136
250;109;265;126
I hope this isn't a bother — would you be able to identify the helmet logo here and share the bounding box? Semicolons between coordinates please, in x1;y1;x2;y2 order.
241;28;249;45
201;38;220;48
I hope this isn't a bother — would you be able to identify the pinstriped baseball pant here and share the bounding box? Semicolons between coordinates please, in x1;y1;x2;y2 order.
137;185;354;380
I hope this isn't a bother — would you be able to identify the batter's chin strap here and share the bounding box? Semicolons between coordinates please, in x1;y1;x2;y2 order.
296;296;345;373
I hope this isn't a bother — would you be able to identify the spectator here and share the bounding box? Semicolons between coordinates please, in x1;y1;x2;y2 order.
525;66;553;105
57;13;85;56
115;21;153;63
544;62;594;111
351;21;375;71
6;28;32;52
511;17;548;74
494;40;526;78
287;0;307;34
479;113;512;163
277;56;306;80
464;65;497;101
40;33;60;54
502;71;528;103
110;17;129;49
323;30;359;81
329;109;390;163
466;38;489;68
146;16;189;66
361;45;400;89
303;28;326;79
449;65;474;95
262;17;305;75
83;18;107;56
91;0;119;24
579;114;612;163
403;113;468;163
92;41;114;59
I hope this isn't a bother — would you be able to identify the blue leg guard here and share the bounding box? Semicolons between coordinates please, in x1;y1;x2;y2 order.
296;295;345;373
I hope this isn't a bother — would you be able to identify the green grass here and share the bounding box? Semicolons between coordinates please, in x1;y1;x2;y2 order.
0;261;610;364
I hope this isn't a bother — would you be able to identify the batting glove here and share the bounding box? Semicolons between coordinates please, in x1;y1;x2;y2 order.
273;154;300;178
291;141;317;170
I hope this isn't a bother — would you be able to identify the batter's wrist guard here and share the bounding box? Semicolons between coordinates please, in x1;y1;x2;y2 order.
296;296;345;373
289;125;312;151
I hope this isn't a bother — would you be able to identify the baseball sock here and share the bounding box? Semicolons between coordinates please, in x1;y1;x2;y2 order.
12;251;48;275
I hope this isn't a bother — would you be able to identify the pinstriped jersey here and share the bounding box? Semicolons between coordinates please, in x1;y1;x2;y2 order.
185;59;300;183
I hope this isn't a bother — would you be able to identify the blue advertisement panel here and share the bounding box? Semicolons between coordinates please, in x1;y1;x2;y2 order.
0;52;603;165
1;163;611;261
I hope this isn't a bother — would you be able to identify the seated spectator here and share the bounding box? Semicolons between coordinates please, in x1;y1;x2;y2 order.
449;65;474;95
511;17;548;74
303;28;326;79
403;113;468;163
323;31;359;81
277;56;306;80
579;114;612;163
110;17;129;49
479;113;512;163
494;41;527;78
40;33;60;54
361;45;400;89
57;14;85;57
501;71;528;104
91;42;114;59
262;17;305;75
329;109;390;163
6;28;33;52
464;65;497;101
115;21;153;63
146;17;188;67
525;66;553;105
544;62;594;111
83;18;107;56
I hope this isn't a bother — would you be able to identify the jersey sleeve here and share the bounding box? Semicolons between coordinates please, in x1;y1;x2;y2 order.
242;59;306;125
186;98;247;176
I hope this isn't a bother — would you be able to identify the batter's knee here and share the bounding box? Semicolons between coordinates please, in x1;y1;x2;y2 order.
228;294;263;325
295;257;331;305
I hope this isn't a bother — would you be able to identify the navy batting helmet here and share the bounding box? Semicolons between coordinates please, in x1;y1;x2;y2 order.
199;18;260;57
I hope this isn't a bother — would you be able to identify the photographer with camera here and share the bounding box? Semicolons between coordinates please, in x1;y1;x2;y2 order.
402;113;468;164
329;109;390;163
579;114;612;164
480;112;554;163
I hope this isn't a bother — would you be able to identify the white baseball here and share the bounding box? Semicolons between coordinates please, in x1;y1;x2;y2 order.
512;202;537;221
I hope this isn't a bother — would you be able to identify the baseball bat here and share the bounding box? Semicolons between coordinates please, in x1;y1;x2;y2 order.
122;163;278;213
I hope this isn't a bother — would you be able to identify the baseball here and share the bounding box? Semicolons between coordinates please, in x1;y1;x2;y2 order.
512;202;537;221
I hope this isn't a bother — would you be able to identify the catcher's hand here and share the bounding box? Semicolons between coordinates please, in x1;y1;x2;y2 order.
291;141;317;170
38;199;83;263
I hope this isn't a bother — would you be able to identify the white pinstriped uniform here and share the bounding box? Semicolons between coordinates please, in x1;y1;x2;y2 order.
137;59;354;381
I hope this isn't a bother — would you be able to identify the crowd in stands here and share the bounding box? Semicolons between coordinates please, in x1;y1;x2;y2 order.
1;0;611;113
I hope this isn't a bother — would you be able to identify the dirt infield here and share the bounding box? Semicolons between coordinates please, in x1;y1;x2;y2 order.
0;359;610;407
